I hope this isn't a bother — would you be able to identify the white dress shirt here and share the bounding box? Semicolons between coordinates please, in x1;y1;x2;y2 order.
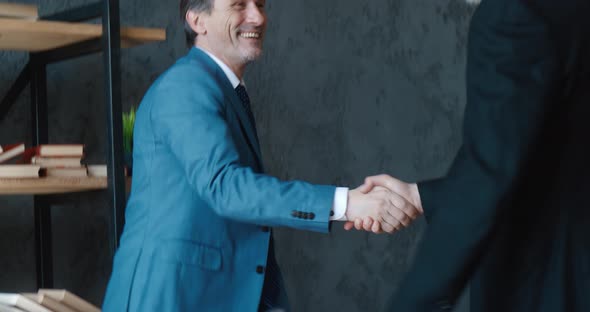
199;47;348;221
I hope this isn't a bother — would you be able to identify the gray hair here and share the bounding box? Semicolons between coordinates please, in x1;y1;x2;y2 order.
465;0;481;5
180;0;214;46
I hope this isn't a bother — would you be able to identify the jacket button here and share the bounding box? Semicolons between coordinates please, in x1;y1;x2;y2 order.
302;212;309;219
309;213;315;220
296;211;304;218
261;226;270;232
291;210;298;217
256;265;265;274
330;210;334;217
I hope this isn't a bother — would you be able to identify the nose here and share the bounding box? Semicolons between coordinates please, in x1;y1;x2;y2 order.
246;2;265;26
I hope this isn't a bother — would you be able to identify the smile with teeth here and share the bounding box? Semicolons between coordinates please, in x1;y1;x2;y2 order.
240;32;260;39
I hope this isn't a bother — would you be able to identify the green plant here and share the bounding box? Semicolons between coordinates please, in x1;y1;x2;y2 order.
122;106;136;154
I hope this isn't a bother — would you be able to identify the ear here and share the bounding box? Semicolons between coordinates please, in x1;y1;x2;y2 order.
186;10;207;35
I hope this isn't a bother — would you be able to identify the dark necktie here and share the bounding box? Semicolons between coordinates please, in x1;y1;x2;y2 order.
235;85;258;132
258;237;283;311
235;85;282;310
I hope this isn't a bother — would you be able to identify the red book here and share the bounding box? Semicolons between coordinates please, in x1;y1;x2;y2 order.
36;144;84;157
31;156;82;168
0;164;40;178
43;167;88;177
0;143;26;163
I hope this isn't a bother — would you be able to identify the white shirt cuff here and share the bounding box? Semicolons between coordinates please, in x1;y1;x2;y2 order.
330;187;348;221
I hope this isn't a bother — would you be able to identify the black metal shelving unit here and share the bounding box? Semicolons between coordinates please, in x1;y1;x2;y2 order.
0;0;126;289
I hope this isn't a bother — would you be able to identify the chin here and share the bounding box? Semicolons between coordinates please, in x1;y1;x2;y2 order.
241;49;263;63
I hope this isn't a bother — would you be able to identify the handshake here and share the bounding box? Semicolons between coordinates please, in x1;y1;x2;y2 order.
343;174;423;234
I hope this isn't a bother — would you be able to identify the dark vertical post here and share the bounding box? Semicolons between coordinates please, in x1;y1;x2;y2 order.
0;63;31;123
30;57;53;288
102;0;126;254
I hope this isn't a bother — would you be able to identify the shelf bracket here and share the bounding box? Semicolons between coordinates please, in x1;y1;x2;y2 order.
0;62;31;123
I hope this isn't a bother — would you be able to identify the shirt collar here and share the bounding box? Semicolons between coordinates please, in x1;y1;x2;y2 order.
198;47;243;89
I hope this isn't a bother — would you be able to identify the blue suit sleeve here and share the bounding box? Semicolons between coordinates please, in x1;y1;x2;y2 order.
148;68;335;233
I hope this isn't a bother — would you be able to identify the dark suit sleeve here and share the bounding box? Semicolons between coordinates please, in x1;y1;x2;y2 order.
390;1;561;310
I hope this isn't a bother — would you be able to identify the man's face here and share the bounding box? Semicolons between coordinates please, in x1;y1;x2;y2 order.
199;0;267;68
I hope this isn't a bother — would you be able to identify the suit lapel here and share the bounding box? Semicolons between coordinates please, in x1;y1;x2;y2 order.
188;48;264;170
226;87;264;170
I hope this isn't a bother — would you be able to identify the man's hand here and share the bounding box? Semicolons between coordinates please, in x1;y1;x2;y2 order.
345;182;422;234
344;174;423;233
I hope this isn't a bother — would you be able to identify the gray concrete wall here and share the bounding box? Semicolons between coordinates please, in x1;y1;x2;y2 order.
0;0;474;310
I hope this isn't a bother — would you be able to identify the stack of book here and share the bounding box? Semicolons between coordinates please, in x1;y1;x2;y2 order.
0;289;100;312
1;143;107;179
86;165;107;178
27;144;86;178
0;143;40;178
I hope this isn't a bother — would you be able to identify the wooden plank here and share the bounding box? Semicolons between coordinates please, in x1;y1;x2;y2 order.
0;3;38;20
0;177;107;195
121;26;166;48
0;18;102;51
0;18;166;52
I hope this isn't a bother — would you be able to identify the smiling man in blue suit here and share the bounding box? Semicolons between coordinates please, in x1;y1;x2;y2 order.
101;0;423;311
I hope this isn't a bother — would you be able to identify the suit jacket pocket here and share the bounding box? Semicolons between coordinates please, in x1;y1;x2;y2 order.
154;239;222;271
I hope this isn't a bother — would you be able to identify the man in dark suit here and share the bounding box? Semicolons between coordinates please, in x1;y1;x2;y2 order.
348;0;590;311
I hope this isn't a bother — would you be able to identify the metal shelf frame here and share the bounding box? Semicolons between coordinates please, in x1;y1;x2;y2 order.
0;0;125;289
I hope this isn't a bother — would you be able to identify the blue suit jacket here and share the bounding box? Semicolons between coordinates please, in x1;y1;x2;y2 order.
102;48;335;311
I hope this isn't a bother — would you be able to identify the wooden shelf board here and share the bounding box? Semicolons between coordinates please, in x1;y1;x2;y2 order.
120;26;166;48
0;18;166;52
0;3;38;20
0;176;107;195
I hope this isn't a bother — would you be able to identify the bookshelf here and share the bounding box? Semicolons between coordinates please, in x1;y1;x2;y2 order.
0;1;164;291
